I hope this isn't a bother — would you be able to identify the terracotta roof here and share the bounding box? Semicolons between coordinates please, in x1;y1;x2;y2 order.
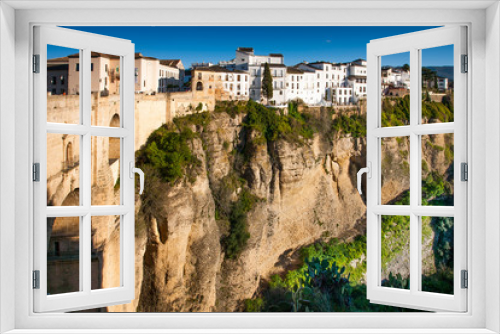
352;58;366;63
261;63;286;68
309;61;333;65
237;47;254;53
135;52;158;60
194;65;247;74
47;56;68;63
295;63;319;72
68;52;119;59
160;59;182;67
286;67;304;74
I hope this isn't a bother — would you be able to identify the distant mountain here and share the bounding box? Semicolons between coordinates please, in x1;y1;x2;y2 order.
427;66;454;81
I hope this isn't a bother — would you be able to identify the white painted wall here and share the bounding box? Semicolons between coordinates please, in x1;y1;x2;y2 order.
0;2;16;333
485;2;500;333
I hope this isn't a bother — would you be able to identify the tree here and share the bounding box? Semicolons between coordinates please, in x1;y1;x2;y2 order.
262;63;273;104
422;67;437;90
402;63;410;72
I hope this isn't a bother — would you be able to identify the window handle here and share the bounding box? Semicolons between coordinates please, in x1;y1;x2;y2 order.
357;162;372;195
129;162;144;195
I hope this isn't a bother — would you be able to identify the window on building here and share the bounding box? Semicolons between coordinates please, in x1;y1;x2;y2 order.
76;63;79;71
50;76;56;85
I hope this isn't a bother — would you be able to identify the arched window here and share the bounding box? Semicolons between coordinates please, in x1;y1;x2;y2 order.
196;82;203;91
109;114;120;162
110;113;120;128
66;142;73;168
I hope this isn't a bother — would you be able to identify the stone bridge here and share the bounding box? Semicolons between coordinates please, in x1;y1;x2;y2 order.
46;92;169;297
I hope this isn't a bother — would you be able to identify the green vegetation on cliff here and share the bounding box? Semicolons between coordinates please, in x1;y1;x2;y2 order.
244;172;455;312
243;100;317;143
224;188;261;259
380;94;454;127
332;112;366;138
136;124;201;184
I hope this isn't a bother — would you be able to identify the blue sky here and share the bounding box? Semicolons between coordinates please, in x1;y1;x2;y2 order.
49;26;453;68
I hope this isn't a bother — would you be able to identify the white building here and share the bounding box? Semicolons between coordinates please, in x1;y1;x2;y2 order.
47;57;69;95
381;66;411;89
192;66;249;101
134;53;184;94
192;62;214;69
67;51;121;96
218;47;369;106
220;47;287;105
159;59;185;92
347;59;367;102
332;86;354;105
437;77;449;90
285;67;320;105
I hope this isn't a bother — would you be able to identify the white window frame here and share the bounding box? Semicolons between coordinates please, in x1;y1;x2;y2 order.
366;26;467;312
0;2;497;334
32;26;136;313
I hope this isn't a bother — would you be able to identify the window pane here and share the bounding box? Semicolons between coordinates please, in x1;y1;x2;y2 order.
421;133;454;206
381;52;410;127
92;215;121;290
381;215;410;290
381;136;410;205
421;216;454;294
47;216;80;295
47;133;80;206
47;45;80;124
91;136;120;205
421;45;454;124
90;53;121;127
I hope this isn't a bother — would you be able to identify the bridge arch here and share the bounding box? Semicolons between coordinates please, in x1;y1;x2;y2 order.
109;114;120;162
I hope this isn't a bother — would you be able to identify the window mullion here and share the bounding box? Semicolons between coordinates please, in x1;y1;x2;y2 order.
409;47;420;294
81;48;92;294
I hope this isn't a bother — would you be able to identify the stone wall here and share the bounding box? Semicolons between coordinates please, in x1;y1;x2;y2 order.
46;90;215;303
166;91;215;120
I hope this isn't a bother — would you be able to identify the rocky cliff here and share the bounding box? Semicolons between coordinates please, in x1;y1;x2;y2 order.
105;104;451;312
103;107;367;312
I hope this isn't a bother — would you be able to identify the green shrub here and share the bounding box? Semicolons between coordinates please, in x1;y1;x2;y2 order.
136;124;201;184
223;189;260;259
244;298;264;312
332;112;366;138
243;100;317;144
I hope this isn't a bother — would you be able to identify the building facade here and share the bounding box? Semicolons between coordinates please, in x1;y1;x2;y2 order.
192;66;249;101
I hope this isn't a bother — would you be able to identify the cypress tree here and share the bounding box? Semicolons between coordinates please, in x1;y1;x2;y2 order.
261;63;273;103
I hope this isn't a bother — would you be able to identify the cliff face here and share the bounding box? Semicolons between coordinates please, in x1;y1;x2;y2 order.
105;109;367;312
104;107;450;312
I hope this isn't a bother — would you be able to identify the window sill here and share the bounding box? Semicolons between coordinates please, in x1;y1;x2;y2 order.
3;329;497;334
